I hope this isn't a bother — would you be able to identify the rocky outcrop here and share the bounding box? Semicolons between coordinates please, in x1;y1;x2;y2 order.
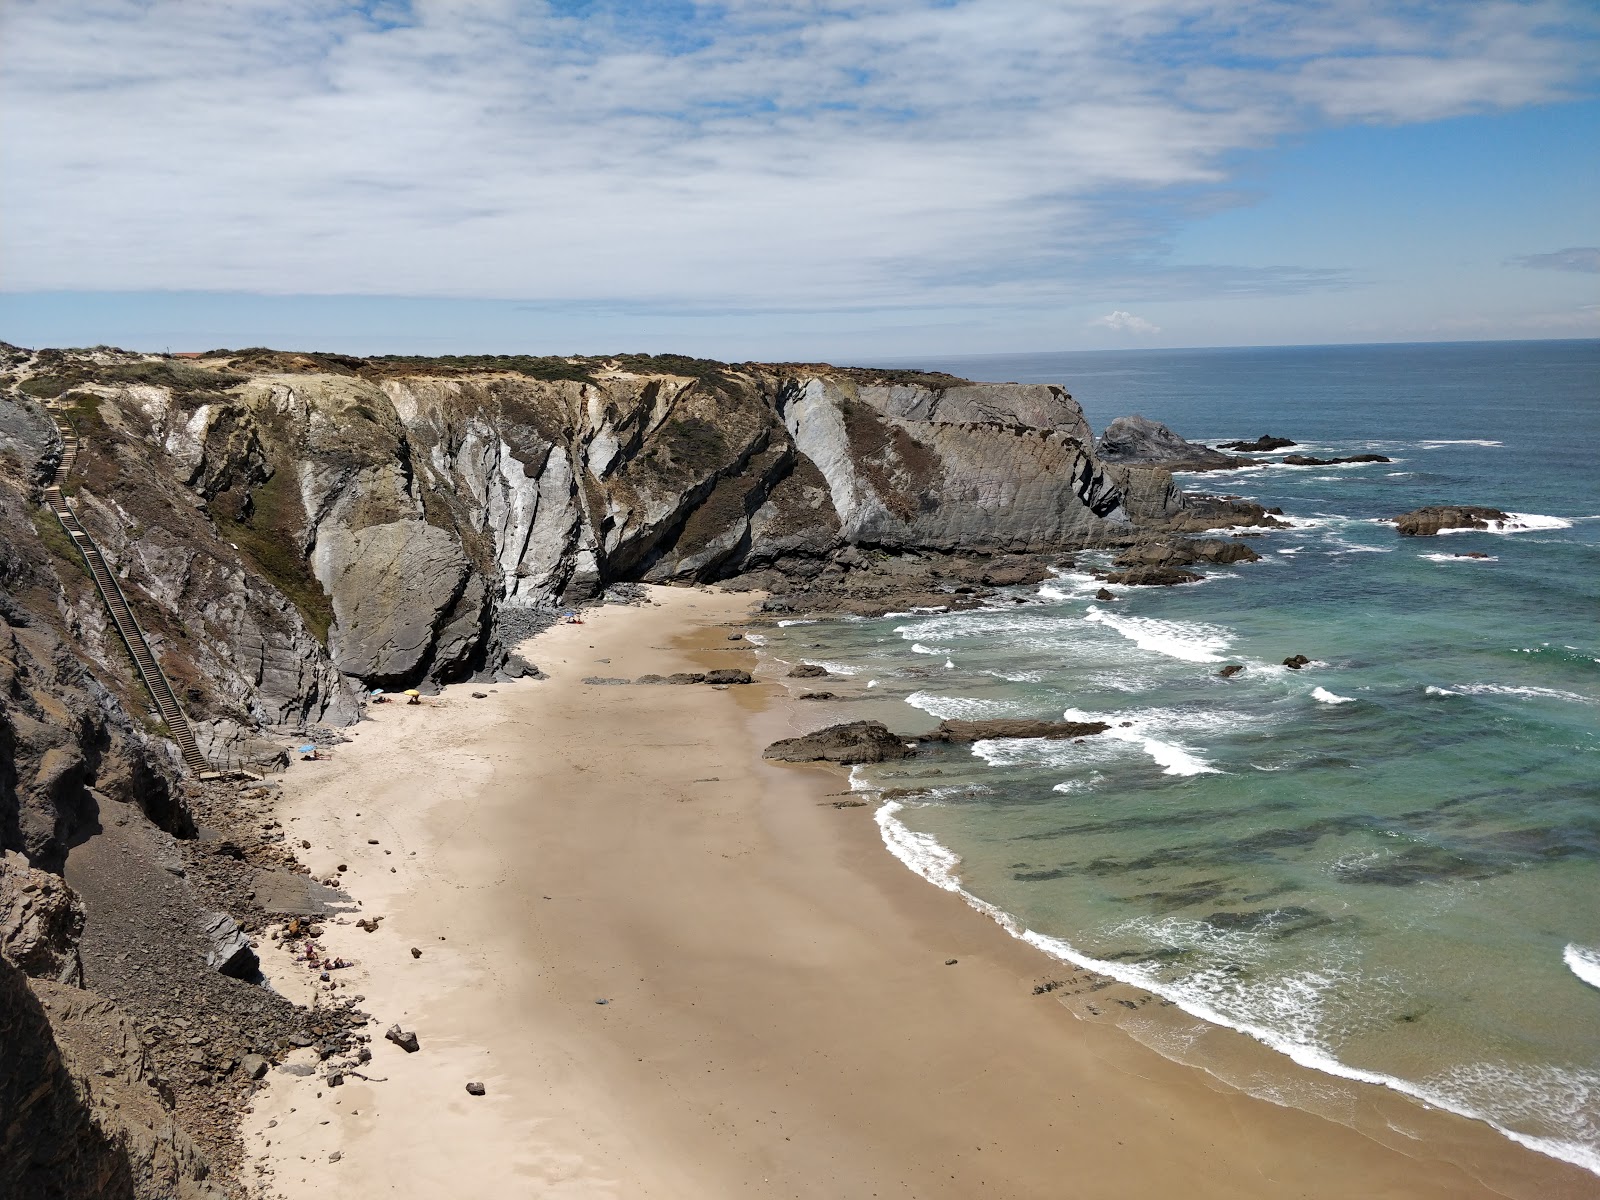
1217;435;1295;451
1390;505;1511;536
1096;415;1246;472
778;376;1135;552
763;721;911;764
1282;453;1390;466
0;850;86;980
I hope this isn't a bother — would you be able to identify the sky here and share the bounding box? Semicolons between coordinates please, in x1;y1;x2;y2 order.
1;0;1597;360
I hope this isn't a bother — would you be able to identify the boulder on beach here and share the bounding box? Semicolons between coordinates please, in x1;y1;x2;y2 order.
926;719;1110;742
200;910;259;980
763;721;911;764
787;664;829;678
1390;505;1511;536
704;668;752;685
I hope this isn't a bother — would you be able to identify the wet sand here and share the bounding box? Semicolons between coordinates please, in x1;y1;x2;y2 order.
241;585;1593;1199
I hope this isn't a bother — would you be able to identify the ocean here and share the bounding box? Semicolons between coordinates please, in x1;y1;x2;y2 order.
762;341;1600;1176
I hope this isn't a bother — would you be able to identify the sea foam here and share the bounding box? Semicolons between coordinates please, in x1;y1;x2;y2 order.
1084;606;1232;664
1565;945;1600;991
1311;687;1356;705
1455;683;1593;705
1062;706;1220;776
1436;512;1573;535
905;692;1022;721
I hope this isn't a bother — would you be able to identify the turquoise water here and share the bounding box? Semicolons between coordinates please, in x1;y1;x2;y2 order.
768;341;1600;1173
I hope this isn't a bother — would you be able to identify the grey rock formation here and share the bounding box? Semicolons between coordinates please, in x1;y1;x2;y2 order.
779;377;1135;551
198;910;258;980
1096;415;1246;472
763;721;911;764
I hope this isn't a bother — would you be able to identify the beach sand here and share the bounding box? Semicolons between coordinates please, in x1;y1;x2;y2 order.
241;585;1594;1199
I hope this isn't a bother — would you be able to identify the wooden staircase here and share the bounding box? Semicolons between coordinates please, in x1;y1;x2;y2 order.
42;407;210;775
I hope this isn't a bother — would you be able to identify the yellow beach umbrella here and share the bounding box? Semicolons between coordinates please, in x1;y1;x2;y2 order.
403;689;421;697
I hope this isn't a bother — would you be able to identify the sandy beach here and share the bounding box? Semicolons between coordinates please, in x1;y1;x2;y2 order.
240;585;1595;1200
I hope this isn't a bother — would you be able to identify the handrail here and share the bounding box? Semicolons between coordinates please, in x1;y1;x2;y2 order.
40;404;211;775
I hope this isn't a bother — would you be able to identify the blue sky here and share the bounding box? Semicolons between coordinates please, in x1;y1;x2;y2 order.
1;0;1596;359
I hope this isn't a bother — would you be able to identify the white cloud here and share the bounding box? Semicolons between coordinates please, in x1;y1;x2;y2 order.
1090;310;1162;334
0;0;1594;309
1512;247;1600;274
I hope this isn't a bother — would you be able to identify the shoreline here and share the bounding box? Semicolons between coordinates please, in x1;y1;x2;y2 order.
240;584;1593;1198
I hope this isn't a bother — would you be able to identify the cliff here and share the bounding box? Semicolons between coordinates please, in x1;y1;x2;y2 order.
1;349;1223;758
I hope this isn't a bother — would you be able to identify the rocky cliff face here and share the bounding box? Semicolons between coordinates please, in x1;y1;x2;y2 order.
1;350;1214;734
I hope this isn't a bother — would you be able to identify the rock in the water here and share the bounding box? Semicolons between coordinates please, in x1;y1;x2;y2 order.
1094;588;1117;601
763;721;911;764
798;691;836;701
703;668;752;685
1095;416;1246;472
1390;505;1511;536
384;1024;420;1053
1282;453;1391;466
1217;435;1296;451
926;719;1109;742
1217;664;1245;679
199;910;259;980
465;1081;486;1096
1101;565;1203;587
1111;539;1260;573
1283;655;1311;670
787;664;829;678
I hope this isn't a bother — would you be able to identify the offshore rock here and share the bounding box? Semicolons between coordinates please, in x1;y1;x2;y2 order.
1217;435;1296;451
763;721;911;764
1390;505;1511;536
1282;453;1391;466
